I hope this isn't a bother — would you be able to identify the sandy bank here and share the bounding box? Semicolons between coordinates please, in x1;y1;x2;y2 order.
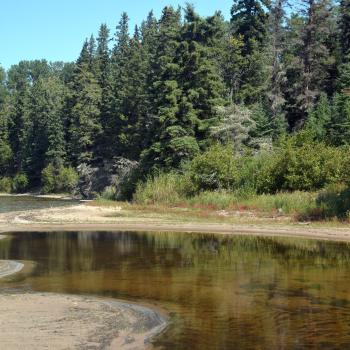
1;202;350;242
0;235;24;278
0;292;167;350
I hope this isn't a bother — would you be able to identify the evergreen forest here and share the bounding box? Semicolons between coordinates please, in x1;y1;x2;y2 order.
2;0;350;218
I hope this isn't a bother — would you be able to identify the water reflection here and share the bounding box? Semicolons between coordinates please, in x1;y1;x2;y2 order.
1;231;350;349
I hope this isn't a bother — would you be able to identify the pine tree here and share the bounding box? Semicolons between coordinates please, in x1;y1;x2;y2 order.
298;0;334;122
26;76;66;179
340;0;350;59
266;0;288;138
69;41;102;165
0;67;12;173
230;0;270;104
305;92;332;141
6;62;32;172
328;93;350;145
178;6;225;145
141;6;183;170
110;12;132;156
95;24;114;160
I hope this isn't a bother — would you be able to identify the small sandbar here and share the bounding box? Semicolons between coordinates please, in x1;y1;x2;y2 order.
0;260;24;278
0;235;24;278
0;292;167;350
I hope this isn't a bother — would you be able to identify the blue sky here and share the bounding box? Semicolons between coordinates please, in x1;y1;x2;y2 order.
0;0;232;69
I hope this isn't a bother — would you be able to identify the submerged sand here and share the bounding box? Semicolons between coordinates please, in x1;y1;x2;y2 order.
0;235;24;278
0;292;167;350
0;235;167;350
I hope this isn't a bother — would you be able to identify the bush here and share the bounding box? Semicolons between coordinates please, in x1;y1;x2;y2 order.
256;133;345;193
0;177;12;193
307;184;350;219
41;164;55;194
56;167;78;193
134;172;190;205
41;164;78;194
12;173;29;193
188;144;239;192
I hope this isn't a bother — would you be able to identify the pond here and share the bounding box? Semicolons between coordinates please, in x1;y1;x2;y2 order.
1;230;350;349
0;195;77;214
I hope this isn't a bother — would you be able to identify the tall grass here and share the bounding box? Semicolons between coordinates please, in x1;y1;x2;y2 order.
133;171;350;220
134;172;190;206
186;191;317;214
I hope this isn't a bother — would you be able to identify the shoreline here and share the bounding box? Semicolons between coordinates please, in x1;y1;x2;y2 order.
0;235;24;278
0;234;168;350
0;199;350;243
1;222;350;243
0;292;168;350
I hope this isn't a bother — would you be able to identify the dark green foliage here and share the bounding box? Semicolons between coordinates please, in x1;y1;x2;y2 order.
1;3;350;199
305;93;331;141
188;144;239;192
41;164;78;194
12;173;29;193
0;177;12;193
256;133;345;193
311;184;350;219
69;41;102;164
340;0;350;59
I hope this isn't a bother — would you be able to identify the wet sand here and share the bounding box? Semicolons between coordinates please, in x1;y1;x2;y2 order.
0;235;24;278
0;235;167;350
0;292;167;350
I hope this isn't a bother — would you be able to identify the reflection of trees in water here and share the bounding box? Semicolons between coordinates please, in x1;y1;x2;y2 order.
0;236;12;260
3;231;350;349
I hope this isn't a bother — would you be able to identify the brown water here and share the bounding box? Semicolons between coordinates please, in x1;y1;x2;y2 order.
2;232;350;349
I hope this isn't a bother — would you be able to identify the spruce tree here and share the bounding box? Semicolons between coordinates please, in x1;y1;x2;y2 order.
69;41;102;165
141;6;183;170
6;62;31;172
230;0;270;104
96;24;114;160
305;92;332;141
110;12;131;156
27;76;66;179
340;0;350;59
0;67;12;173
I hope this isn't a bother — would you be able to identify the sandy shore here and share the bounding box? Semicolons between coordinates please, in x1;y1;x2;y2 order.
0;292;167;350
0;235;24;278
0;202;350;242
0;234;167;350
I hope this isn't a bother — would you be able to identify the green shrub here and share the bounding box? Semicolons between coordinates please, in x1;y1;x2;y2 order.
308;184;350;219
100;186;117;200
188;144;239;192
56;167;78;193
0;177;12;193
41;164;55;194
12;173;29;193
256;134;345;193
134;172;190;205
41;164;78;194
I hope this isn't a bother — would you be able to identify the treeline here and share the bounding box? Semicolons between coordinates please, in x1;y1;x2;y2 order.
1;1;350;196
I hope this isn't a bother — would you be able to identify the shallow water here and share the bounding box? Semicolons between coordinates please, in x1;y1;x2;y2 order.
0;195;76;214
2;230;350;349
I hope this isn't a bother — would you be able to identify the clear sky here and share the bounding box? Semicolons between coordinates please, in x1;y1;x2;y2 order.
0;0;232;70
